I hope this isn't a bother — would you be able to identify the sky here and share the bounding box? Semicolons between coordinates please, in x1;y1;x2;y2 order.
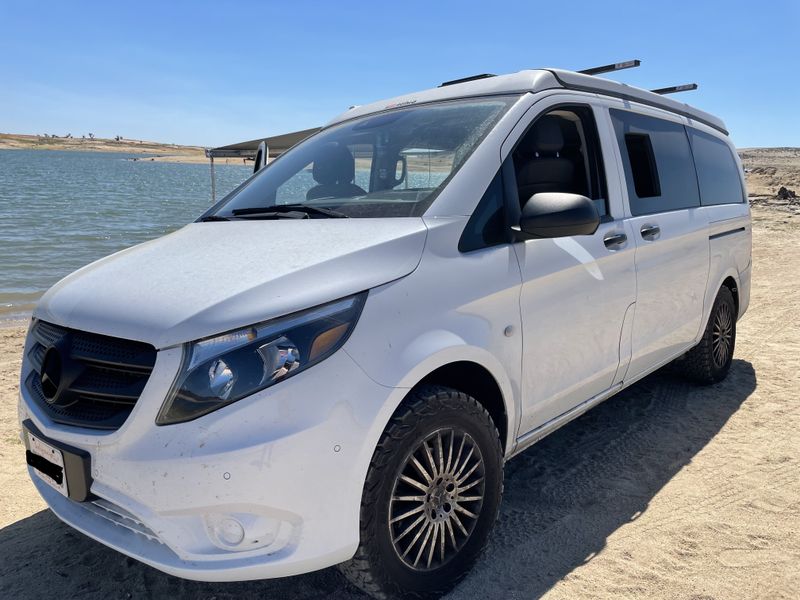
1;0;798;149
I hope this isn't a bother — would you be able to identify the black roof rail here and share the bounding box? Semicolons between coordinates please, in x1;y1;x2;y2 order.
651;83;699;95
439;73;496;87
579;60;641;76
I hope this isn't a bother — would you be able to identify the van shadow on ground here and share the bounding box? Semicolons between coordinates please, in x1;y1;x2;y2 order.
0;360;756;600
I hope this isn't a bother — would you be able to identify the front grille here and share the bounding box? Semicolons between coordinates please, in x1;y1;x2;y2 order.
25;320;157;430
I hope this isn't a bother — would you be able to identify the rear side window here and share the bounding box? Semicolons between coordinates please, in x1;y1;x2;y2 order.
624;134;660;198
687;128;745;205
611;109;700;216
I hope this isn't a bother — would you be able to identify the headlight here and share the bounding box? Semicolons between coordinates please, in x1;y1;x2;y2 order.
156;292;367;425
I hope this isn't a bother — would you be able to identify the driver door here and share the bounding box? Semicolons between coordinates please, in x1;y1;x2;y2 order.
504;97;637;436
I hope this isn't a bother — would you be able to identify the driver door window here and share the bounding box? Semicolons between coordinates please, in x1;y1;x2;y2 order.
511;106;608;218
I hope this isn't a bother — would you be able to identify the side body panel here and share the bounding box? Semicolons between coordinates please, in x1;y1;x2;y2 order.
604;102;711;380
500;92;637;434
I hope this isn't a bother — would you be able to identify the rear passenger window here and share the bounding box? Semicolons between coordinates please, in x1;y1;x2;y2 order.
611;109;700;216
624;134;660;198
688;128;746;205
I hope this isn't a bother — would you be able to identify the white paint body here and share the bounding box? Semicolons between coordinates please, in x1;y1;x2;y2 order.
18;70;752;581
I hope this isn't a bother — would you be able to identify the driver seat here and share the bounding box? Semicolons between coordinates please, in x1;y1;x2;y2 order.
306;142;367;201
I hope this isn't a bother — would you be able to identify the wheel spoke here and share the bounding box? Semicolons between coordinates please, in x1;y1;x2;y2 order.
458;477;483;493
456;495;483;502
392;494;426;502
444;430;454;473
426;522;438;568
410;455;432;484
445;516;458;550
400;474;429;493
394;513;426;544
390;504;425;524
451;511;469;536
454;446;475;480
422;440;438;478
413;523;434;567
454;504;478;519
439;518;446;563
403;518;430;557
436;432;444;477
457;459;480;485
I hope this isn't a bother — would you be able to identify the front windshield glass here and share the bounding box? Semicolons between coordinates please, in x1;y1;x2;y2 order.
210;96;519;219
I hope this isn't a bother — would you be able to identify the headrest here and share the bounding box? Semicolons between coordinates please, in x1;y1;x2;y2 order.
519;116;565;155
312;142;355;185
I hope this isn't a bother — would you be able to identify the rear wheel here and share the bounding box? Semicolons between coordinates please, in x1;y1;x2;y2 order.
339;385;503;599
680;286;736;384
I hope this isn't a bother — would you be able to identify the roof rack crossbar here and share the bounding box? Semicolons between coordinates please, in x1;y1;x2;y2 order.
579;60;641;76
439;73;496;87
651;83;699;95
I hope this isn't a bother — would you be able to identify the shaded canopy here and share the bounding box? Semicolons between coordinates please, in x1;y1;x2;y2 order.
205;127;321;159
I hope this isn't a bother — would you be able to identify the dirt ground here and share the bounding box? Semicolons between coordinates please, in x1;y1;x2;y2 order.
0;206;798;599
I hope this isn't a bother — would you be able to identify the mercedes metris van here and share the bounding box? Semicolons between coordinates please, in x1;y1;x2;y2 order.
19;67;751;599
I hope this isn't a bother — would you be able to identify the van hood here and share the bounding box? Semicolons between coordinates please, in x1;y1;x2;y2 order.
35;218;427;348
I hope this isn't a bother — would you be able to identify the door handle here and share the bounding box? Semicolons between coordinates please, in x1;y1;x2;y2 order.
603;232;628;249
640;224;661;241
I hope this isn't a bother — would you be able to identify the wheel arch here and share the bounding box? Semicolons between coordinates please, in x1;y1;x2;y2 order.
414;361;510;455
699;269;741;342
370;344;518;458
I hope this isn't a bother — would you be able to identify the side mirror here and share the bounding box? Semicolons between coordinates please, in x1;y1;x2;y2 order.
253;140;268;173
393;155;407;186
513;193;600;240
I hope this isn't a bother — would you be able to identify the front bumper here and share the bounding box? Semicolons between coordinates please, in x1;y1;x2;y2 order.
19;346;399;581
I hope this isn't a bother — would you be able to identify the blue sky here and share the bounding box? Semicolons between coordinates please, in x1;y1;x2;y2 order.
1;0;798;148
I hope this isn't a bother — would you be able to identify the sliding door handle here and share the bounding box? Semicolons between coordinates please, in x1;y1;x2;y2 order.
603;232;628;249
640;224;661;241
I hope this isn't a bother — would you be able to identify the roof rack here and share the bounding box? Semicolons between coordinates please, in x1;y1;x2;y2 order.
579;59;641;76
651;83;698;95
439;73;496;87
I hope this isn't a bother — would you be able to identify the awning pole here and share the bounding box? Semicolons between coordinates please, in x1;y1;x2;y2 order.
210;156;216;203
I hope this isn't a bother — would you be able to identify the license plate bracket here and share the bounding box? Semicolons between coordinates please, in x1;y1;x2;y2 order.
23;420;93;502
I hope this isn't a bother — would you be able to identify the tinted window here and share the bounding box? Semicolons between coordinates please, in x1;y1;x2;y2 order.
688;128;745;205
611;109;700;216
624;134;660;198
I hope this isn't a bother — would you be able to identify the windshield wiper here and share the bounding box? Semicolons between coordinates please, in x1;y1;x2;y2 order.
231;204;349;219
197;215;231;222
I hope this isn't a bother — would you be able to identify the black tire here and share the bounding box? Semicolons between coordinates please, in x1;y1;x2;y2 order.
339;385;504;599
680;286;736;384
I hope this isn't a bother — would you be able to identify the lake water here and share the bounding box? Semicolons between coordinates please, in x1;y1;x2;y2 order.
0;149;251;320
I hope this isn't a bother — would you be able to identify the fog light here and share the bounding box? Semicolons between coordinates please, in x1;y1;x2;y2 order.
216;517;245;546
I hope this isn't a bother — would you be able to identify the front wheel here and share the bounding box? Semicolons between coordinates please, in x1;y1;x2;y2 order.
339;385;503;599
680;286;737;384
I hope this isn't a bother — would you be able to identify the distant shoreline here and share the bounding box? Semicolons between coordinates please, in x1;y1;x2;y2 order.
0;133;248;165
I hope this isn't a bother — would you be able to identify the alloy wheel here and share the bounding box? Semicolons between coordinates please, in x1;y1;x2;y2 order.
388;428;486;571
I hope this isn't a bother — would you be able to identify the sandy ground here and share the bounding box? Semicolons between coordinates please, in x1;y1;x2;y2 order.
739;147;800;197
0;206;798;599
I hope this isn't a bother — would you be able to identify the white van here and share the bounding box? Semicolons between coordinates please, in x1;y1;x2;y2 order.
19;67;751;599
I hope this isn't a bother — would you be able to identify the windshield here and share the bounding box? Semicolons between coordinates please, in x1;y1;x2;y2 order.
208;96;519;219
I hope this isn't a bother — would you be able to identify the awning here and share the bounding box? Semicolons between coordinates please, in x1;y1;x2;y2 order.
205;127;321;159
